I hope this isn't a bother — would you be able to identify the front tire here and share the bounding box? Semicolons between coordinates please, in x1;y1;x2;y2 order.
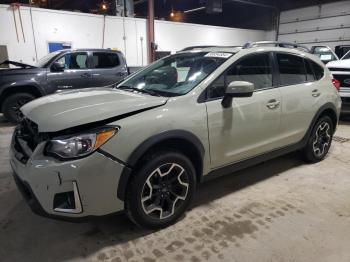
2;93;35;123
125;151;196;229
303;116;334;163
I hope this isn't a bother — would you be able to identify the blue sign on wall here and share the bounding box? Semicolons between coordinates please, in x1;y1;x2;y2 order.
48;42;71;53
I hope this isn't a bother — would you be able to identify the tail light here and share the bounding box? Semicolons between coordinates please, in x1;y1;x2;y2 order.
332;79;340;91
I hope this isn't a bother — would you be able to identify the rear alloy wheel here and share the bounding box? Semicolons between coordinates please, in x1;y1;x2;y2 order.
2;93;35;123
304;116;333;163
126;152;196;229
312;122;331;158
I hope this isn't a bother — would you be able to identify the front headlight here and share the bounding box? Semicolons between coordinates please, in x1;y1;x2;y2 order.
46;127;118;159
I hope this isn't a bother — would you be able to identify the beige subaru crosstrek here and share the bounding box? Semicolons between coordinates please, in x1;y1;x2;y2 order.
10;42;341;228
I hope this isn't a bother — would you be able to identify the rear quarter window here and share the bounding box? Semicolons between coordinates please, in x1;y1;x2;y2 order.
309;60;324;80
304;59;315;82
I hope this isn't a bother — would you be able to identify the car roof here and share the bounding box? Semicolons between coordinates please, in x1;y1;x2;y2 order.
179;46;242;53
178;45;324;67
58;48;122;53
180;46;311;56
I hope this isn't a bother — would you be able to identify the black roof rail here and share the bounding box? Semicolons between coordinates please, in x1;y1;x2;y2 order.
242;41;310;52
181;45;241;51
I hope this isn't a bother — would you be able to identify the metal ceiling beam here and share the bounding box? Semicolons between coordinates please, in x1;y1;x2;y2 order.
224;0;277;10
184;6;206;14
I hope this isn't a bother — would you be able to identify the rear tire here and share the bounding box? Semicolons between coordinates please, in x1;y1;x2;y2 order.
2;93;35;123
303;116;334;163
125;151;196;229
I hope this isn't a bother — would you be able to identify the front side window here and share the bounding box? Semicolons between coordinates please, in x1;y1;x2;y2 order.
56;52;88;70
118;52;233;97
277;53;306;85
208;53;273;99
92;52;120;68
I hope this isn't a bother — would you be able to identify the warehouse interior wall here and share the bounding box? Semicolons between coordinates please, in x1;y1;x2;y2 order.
278;0;350;50
0;4;272;67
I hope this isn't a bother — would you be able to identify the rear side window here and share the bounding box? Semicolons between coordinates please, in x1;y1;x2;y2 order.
92;52;120;68
304;59;315;82
276;53;306;85
310;60;324;80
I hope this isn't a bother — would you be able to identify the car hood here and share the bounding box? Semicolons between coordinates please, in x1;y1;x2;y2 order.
0;67;44;76
327;59;350;68
0;60;36;69
21;88;168;132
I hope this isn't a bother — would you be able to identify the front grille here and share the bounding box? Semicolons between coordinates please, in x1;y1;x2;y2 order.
333;74;350;88
19;118;40;150
328;68;350;72
14;118;46;163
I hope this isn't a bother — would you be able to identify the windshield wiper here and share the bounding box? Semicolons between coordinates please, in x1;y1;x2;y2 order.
117;86;162;97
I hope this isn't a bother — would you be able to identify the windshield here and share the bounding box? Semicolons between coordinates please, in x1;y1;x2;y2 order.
35;51;62;67
312;46;338;63
117;51;233;97
342;50;350;60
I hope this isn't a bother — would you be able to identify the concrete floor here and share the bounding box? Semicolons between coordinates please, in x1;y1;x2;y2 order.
1;115;350;262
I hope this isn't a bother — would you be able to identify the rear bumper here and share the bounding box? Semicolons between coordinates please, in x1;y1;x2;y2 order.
10;132;128;219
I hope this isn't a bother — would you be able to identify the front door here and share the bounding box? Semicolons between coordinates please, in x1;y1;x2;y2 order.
47;51;91;91
205;52;282;169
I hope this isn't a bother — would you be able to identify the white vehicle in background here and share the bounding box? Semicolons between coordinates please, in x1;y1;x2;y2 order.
327;50;350;114
310;46;339;64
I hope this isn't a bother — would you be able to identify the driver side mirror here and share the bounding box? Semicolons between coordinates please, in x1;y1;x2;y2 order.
51;62;65;72
221;81;254;108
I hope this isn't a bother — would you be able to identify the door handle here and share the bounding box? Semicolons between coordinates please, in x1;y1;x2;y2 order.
80;73;91;78
312;89;321;97
266;99;280;109
116;72;125;77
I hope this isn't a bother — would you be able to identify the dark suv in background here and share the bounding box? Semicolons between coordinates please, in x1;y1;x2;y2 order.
0;49;128;123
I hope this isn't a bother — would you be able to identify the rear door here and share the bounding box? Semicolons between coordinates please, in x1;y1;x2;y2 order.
276;52;320;146
89;51;128;87
205;52;282;168
47;51;91;91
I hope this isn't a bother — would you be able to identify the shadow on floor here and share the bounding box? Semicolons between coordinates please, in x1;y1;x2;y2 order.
339;114;350;125
0;148;304;261
0;114;15;128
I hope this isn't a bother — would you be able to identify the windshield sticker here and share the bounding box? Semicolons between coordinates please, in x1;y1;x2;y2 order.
205;52;233;58
320;54;332;60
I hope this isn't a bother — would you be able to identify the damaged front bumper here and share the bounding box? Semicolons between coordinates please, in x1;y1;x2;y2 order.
9;129;128;220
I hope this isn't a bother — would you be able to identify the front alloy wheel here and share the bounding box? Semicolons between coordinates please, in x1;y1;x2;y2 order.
141;163;189;220
126;151;196;229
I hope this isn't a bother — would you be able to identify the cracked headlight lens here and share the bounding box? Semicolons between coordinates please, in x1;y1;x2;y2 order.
46;128;117;159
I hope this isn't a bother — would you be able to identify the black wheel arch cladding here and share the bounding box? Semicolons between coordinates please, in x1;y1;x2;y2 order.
117;130;205;201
